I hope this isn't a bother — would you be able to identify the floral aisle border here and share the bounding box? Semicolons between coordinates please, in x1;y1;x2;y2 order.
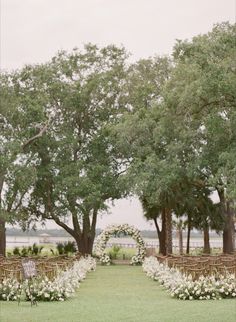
142;257;236;300
0;256;96;302
94;224;146;265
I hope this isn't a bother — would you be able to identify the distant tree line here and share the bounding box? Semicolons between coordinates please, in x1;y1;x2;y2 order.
6;228;220;239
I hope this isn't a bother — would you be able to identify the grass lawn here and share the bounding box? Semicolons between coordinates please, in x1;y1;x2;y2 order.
0;265;235;322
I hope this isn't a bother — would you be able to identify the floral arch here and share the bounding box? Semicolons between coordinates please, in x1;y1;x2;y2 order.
94;224;146;265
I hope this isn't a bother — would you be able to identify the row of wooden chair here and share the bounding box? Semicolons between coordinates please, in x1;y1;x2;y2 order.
156;254;236;280
0;254;81;282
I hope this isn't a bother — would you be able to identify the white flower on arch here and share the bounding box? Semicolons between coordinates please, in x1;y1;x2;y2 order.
94;224;146;265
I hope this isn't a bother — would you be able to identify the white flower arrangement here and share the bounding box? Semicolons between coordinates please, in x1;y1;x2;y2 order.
0;278;22;301
100;253;111;265
0;256;96;302
94;224;146;265
143;257;236;300
130;254;144;265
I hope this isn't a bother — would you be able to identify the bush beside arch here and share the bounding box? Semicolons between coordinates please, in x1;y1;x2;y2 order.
94;224;146;265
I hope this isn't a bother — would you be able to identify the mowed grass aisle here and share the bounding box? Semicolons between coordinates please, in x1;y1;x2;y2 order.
0;265;235;322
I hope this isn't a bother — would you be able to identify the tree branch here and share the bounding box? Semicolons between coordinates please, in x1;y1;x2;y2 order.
71;211;81;235
0;174;4;200
91;208;98;232
13;190;28;212
153;218;161;235
7;190;18;212
45;211;77;238
22;117;51;149
83;212;90;233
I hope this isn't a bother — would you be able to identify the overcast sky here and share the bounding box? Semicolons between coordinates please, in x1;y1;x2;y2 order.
1;0;235;229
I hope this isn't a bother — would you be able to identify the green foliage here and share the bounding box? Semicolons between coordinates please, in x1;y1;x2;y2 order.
114;22;236;252
6;44;131;254
32;243;44;255
105;247;136;260
11;244;44;257
167;22;236;197
164;22;236;251
63;241;77;254
56;241;77;255
12;247;20;256
20;246;28;257
56;243;64;255
107;245;121;260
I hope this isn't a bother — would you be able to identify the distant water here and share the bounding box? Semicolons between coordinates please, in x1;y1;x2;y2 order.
105;237;222;248
6;236;222;249
6;236;74;248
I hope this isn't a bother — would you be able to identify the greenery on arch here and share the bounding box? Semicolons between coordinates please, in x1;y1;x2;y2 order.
94;224;146;265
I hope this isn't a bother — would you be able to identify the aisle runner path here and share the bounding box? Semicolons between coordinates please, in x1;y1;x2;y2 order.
72;265;236;322
76;265;164;322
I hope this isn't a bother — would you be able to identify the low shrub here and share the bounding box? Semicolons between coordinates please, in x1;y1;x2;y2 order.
11;244;44;257
108;245;121;260
56;241;77;255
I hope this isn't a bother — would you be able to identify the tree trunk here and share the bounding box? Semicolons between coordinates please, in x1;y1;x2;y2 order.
222;201;234;253
0;218;6;257
160;209;167;255
0;174;6;257
186;218;191;254
203;226;210;254
153;211;166;255
165;208;172;255
75;210;97;255
232;216;236;251
76;233;95;255
159;229;166;255
218;189;234;254
178;225;183;255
